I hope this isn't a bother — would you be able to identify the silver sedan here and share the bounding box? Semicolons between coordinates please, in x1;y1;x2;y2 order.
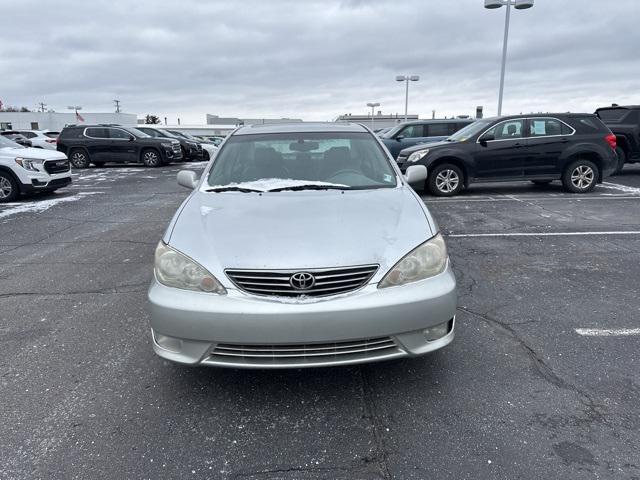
148;122;457;368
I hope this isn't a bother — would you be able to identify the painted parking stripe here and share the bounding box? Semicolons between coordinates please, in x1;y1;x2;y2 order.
425;195;640;203
575;328;640;336
601;182;640;194
448;231;640;238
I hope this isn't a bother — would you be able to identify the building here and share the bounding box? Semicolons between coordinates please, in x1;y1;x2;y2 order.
206;114;303;127
0;112;137;131
336;113;419;130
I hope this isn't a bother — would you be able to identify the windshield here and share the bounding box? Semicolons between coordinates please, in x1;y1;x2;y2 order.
207;132;397;191
124;127;151;138
168;130;189;139
0;136;24;148
447;119;491;142
380;124;405;139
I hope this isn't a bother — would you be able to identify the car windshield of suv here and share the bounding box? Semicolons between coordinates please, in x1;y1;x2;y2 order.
447;119;491;142
207;132;397;191
380;124;407;139
168;130;189;139
0;136;24;148
124;127;151;138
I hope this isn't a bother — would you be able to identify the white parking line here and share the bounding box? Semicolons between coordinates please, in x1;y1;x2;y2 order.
448;231;640;238
601;182;640;195
575;328;640;336
425;195;640;203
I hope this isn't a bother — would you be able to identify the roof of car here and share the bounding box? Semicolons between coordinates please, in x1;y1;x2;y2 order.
480;113;598;122
595;105;640;111
234;122;369;135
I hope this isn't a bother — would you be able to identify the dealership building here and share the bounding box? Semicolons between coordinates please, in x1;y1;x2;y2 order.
0;112;137;132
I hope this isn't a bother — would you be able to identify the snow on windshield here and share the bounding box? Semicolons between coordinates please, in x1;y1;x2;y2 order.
206;178;348;192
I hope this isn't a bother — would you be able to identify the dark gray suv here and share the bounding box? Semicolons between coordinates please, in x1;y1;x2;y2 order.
380;119;474;158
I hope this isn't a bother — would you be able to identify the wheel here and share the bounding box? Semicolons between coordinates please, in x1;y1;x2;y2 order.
427;163;464;196
0;171;19;203
531;180;552;185
613;147;626;175
142;149;162;168
562;159;598;193
69;149;90;169
203;150;210;161
93;161;106;168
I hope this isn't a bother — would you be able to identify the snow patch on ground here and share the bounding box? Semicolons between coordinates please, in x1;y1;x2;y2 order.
0;192;97;219
601;182;640;195
206;178;348;192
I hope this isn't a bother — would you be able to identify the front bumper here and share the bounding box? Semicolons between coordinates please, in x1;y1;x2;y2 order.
16;169;72;193
163;146;183;160
147;264;457;368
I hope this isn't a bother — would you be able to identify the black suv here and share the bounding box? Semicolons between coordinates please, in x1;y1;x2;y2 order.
595;105;640;173
136;126;202;161
396;114;618;196
57;125;182;168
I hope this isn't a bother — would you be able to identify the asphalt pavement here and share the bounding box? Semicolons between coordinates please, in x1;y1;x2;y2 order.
1;162;639;479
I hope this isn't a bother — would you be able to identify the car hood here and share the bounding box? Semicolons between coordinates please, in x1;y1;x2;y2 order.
167;187;434;283
398;140;453;156
0;146;67;160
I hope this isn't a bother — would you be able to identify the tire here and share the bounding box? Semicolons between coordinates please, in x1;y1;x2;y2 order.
561;159;599;193
427;163;464;196
142;149;162;168
613;147;626;175
93;161;106;168
69;149;91;169
203;150;210;161
0;171;19;203
531;180;552;185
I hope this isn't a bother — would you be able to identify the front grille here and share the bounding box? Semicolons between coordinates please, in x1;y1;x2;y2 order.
206;336;401;367
226;264;378;298
47;177;71;187
44;160;70;174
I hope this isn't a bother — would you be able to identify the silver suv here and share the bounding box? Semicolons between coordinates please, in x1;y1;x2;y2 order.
0;135;71;202
148;122;457;368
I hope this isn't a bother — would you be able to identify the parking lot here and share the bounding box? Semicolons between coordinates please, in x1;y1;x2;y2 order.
2;163;640;479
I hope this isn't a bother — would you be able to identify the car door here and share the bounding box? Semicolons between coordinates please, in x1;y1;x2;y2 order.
83;127;110;161
474;119;527;180
107;127;136;162
525;118;574;177
388;124;427;157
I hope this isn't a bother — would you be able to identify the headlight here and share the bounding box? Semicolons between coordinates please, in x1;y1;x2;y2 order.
407;149;429;163
154;242;226;294
378;233;448;288
15;157;44;171
160;142;173;147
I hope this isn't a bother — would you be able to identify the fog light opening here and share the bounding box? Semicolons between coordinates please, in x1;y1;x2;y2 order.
153;332;183;353
424;319;453;342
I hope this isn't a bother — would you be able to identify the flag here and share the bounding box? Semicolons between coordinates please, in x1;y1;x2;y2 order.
0;99;3;110
76;111;85;122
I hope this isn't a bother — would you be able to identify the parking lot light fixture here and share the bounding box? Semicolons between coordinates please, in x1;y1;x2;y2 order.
484;0;534;116
366;102;380;128
396;75;420;122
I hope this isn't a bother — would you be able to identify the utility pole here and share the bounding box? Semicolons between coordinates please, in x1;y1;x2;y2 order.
38;102;47;113
114;99;121;113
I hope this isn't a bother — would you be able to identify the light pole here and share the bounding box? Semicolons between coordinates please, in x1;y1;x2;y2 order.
484;0;534;116
67;105;83;122
395;75;419;122
366;102;380;129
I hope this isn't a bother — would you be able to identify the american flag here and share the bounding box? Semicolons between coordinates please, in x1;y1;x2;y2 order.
76;111;85;122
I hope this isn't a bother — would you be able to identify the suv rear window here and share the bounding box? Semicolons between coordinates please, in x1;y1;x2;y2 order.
596;109;627;122
60;127;84;139
572;116;609;133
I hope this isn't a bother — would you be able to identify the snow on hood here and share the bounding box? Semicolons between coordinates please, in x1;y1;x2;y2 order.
205;178;348;192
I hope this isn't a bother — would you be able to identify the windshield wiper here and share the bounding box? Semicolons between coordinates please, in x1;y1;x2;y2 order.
205;186;263;193
267;184;349;192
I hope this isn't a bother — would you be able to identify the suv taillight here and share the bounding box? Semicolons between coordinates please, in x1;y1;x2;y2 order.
605;133;616;150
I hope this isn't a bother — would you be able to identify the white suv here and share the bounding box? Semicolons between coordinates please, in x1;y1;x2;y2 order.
0;135;72;202
15;130;59;150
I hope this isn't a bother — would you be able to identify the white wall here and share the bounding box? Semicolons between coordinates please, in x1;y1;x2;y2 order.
0;112;137;131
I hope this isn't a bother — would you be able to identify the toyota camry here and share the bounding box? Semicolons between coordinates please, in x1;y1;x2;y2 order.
147;122;457;368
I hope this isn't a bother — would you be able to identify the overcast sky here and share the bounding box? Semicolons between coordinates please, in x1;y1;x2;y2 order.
1;0;638;123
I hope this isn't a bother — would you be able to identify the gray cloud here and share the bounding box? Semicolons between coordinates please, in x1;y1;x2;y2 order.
1;0;638;122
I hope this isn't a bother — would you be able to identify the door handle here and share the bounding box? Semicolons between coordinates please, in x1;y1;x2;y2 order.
513;142;523;147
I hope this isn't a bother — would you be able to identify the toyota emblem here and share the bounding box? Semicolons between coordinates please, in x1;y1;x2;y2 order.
289;272;316;290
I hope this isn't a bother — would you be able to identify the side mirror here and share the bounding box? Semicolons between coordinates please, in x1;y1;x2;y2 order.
404;165;428;184
177;170;199;190
128;135;135;141
479;133;494;144
395;135;405;141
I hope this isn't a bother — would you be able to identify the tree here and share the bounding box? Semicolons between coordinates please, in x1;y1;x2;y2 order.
145;114;161;124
